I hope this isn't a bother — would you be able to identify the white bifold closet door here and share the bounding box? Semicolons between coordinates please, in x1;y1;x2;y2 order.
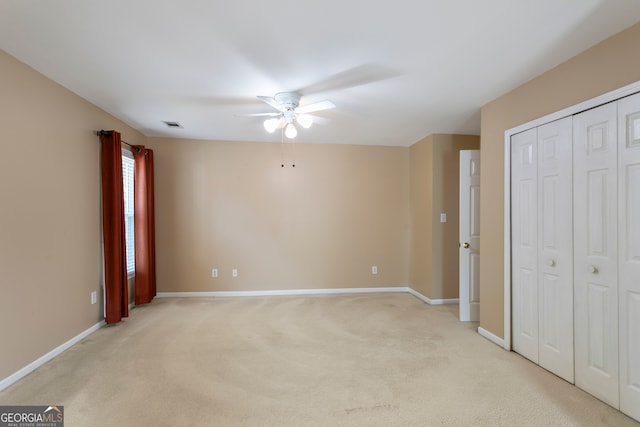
573;102;619;407
511;116;574;383
512;92;640;422
617;94;640;421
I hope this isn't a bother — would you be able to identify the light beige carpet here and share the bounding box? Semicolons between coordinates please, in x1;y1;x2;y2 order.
0;293;638;426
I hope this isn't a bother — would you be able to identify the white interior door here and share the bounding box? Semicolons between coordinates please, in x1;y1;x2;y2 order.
573;102;619;408
511;128;539;363
617;93;640;420
459;150;480;322
537;117;574;383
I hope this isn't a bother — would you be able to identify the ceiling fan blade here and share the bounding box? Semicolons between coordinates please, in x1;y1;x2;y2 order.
257;96;285;112
296;64;400;95
295;100;336;114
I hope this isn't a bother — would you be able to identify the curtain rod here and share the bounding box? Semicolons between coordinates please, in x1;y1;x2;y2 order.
96;130;135;149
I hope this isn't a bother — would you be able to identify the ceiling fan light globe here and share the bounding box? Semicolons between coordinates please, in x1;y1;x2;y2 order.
297;114;313;129
264;118;280;133
285;123;298;139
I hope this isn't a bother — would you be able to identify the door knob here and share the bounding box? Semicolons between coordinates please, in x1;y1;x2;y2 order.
547;259;556;267
463;242;470;249
588;265;598;274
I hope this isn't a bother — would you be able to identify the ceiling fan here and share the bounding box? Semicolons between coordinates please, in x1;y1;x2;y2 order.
243;92;335;139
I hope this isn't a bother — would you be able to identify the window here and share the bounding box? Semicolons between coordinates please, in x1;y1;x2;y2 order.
122;151;135;274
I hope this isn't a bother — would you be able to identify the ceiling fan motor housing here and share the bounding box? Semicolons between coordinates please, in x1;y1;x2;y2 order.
256;92;335;136
274;92;301;110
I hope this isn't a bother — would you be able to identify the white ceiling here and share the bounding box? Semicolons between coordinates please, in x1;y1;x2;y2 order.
2;1;640;147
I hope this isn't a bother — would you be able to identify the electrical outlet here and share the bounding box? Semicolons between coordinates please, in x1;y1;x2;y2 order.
371;265;378;275
211;268;218;278
232;268;238;278
91;291;97;305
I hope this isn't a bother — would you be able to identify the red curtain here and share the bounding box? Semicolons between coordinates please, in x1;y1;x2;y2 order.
133;146;157;304
100;130;129;324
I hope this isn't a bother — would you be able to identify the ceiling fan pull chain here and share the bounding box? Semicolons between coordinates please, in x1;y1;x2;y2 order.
281;127;285;167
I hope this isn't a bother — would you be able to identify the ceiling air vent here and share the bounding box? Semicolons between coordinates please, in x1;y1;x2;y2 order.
162;120;183;128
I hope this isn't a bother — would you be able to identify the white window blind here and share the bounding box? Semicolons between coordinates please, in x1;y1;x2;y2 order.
122;152;135;274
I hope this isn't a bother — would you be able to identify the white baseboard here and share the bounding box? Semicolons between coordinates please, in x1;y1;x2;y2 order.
157;287;460;307
157;287;411;298
478;326;506;348
0;320;105;393
406;288;459;305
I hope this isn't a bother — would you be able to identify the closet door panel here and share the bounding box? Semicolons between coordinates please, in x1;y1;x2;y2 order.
574;102;619;407
537;117;574;383
511;128;539;363
618;93;640;421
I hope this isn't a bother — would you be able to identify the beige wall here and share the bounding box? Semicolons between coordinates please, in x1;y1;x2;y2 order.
149;138;411;292
410;134;480;299
410;136;434;297
480;22;640;338
0;49;145;380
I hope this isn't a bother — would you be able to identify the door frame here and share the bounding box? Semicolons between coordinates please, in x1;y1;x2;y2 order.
502;80;640;351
